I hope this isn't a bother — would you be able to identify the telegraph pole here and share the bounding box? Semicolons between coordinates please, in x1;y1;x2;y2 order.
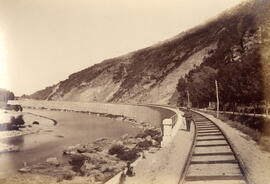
187;90;190;108
215;80;220;118
266;100;269;116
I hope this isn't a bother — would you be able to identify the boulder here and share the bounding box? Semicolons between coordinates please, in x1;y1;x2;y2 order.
151;139;160;147
116;140;124;146
80;161;96;175
18;167;31;173
77;146;87;153
148;147;159;153
63;144;81;154
121;133;129;140
57;170;76;182
127;138;140;144
145;135;152;142
46;157;60;166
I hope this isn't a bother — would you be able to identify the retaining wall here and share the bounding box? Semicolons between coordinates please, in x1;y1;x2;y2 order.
161;107;184;147
8;100;173;128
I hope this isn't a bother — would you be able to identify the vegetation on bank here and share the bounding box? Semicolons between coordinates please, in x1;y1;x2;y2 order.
176;1;270;145
177;0;270;112
0;115;25;131
0;89;15;105
202;110;270;151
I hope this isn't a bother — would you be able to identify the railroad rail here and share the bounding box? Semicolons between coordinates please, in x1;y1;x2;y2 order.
179;111;248;184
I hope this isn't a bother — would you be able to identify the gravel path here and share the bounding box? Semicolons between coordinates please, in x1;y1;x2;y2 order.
124;121;194;184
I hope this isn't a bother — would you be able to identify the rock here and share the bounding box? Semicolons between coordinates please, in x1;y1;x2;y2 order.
18;167;31;173
9;145;20;152
46;157;60;166
116;140;124;146
115;116;124;121
63;144;81;154
151;139;160;147
69;154;87;166
89;169;104;181
127;138;140;144
56;135;64;138
136;138;144;142
121;134;129;140
77;146;87;153
32;121;39;125
148;147;159;153
125;144;137;150
145;135;152;142
136;140;152;149
81;161;96;174
100;165;109;172
57;171;76;182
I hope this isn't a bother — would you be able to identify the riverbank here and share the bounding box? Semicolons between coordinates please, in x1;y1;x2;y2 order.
16;108;163;183
10;126;162;184
0;107;166;183
3;101;177;183
0;109;56;153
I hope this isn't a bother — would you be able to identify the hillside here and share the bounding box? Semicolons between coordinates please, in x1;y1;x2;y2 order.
28;0;270;106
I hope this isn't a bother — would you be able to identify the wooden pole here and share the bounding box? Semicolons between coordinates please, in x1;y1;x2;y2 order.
187;90;190;108
215;80;220;118
266;100;269;117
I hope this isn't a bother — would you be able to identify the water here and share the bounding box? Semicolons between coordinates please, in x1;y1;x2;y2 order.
0;109;141;177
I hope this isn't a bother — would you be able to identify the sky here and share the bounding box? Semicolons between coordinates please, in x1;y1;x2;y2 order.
0;0;246;96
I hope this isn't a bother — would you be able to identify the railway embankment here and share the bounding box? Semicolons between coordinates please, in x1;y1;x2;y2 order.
124;108;193;184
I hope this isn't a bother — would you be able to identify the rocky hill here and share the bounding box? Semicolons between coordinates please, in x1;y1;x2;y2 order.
28;0;270;105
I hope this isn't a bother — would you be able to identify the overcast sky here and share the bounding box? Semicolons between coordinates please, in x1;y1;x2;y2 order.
0;0;246;96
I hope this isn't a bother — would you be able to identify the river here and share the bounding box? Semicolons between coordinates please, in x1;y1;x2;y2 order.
0;109;141;177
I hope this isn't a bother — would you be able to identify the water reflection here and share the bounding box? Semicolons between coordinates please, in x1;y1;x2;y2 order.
0;110;140;178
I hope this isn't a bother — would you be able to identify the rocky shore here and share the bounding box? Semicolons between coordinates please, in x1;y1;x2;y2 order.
18;126;162;183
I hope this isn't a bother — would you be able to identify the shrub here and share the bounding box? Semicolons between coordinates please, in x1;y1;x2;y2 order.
135;132;147;139
108;144;139;161
136;140;152;149
153;136;162;143
144;129;161;137
68;154;87;172
108;144;125;156
10;115;25;126
118;149;139;161
6;115;26;130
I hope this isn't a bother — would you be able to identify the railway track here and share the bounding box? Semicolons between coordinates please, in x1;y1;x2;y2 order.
180;112;248;184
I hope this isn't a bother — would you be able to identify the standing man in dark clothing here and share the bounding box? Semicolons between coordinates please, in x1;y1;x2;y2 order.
183;108;193;131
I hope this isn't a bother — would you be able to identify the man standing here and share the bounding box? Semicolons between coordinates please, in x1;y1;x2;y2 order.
183;108;193;131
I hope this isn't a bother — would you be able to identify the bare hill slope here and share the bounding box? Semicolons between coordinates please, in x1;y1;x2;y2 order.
28;0;270;105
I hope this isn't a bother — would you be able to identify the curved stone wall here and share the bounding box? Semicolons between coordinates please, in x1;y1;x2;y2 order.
8;100;175;128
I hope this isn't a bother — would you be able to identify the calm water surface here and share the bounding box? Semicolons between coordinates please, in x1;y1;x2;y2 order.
0;109;140;177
